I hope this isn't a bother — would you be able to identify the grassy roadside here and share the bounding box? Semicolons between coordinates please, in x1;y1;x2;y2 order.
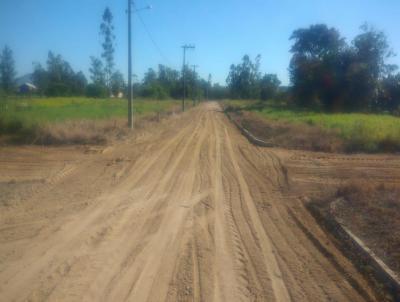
224;100;400;153
0;97;181;144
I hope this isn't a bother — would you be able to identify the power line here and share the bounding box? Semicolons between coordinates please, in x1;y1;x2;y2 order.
136;11;172;66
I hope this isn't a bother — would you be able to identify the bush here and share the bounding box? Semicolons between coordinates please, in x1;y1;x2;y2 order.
86;84;108;98
142;84;169;100
46;83;70;96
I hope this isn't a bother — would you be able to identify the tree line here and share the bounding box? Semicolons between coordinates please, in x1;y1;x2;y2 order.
227;24;400;113
0;6;225;100
2;16;400;113
226;54;281;101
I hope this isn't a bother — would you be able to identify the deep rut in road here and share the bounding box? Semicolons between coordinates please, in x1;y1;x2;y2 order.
1;102;394;301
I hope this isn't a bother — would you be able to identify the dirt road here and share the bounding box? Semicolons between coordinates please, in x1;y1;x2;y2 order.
1;102;396;301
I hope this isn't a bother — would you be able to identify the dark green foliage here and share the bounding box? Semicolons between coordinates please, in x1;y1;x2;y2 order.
289;24;397;112
260;74;281;101
0;45;16;94
226;55;262;99
142;83;168;99
110;71;126;96
226;55;281;101
209;83;229;99
73;71;88;96
140;65;181;99
378;74;400;112
86;83;108;98
89;56;106;86
32;52;87;97
32;63;48;95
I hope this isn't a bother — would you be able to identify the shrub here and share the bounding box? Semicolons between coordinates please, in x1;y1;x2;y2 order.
142;84;169;100
86;84;108;98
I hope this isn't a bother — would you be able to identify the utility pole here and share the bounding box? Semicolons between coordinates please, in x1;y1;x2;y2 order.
192;65;198;106
127;0;133;128
181;44;195;112
127;1;151;129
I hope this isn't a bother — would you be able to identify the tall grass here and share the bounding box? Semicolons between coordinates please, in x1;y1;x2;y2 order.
0;97;179;143
0;97;180;142
224;100;400;152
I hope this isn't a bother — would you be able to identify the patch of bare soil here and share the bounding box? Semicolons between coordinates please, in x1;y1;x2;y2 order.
1;103;395;301
335;182;400;275
305;180;400;301
228;110;346;152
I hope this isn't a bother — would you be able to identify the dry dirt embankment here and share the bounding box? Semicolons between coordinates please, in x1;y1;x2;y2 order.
2;102;399;301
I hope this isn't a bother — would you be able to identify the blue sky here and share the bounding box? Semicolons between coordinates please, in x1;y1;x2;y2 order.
1;0;400;85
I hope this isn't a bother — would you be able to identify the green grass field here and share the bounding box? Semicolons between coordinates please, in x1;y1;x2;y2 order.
0;97;180;136
225;100;400;152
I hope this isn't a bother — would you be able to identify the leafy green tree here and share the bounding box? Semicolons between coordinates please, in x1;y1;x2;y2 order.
141;65;181;99
31;53;86;97
0;46;16;94
226;55;261;99
100;7;115;90
143;68;157;85
349;24;396;110
260;74;281;101
86;83;107;98
378;73;400;112
110;70;125;96
210;83;229;99
89;56;106;86
289;23;398;112
142;83;168;99
157;65;180;97
45;51;75;96
289;24;344;109
72;71;88;95
87;56;107;97
32;63;49;96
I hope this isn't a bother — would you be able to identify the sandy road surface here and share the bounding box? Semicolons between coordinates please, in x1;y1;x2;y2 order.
1;102;398;301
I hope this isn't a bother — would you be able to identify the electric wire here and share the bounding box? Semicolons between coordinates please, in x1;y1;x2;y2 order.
136;11;173;67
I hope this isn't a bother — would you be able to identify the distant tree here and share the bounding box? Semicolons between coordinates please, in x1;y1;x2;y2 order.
86;83;107;98
32;63;48;96
140;65;182;99
110;70;125;96
87;56;107;97
227;54;262;99
72;71;88;95
157;64;180;97
89;56;106;86
289;24;344;110
210;83;229;99
45;51;77;96
289;23;398;112
0;46;16;94
260;74;281;101
31;52;86;97
349;24;396;110
143;68;157;86
100;7;115;91
378;73;400;112
142;83;169;99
